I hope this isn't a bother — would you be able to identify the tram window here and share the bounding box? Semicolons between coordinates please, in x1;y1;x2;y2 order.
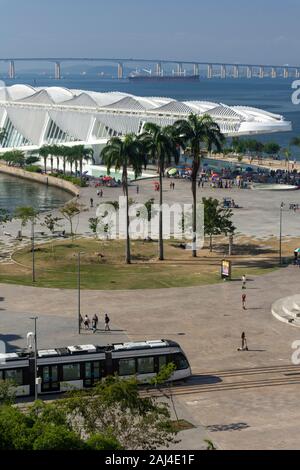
93;362;100;379
118;358;136;376
63;364;80;381
174;353;189;370
137;357;154;374
4;369;23;385
158;356;167;370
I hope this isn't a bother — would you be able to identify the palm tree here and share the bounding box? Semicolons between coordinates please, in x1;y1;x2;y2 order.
140;123;178;260
101;134;142;264
173;114;225;257
39;145;50;173
82;147;94;176
283;147;291;172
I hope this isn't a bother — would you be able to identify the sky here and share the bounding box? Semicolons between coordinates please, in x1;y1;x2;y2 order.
0;0;299;65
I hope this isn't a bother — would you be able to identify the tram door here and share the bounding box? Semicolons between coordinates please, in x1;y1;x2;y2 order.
40;365;60;393
84;362;101;387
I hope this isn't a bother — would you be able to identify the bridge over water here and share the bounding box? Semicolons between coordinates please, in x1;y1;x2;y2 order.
1;57;299;80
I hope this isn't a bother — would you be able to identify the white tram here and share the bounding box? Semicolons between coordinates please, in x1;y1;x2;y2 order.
0;339;191;397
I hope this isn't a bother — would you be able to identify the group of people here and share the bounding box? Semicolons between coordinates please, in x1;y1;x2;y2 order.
169;181;176;190
80;313;111;333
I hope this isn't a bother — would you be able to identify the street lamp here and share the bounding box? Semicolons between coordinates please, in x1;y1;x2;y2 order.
77;252;85;334
31;218;36;283
279;202;285;266
30;316;38;401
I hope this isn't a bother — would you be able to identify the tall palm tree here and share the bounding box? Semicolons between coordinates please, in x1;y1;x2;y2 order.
101;134;142;264
39;145;51;173
140;123;178;260
173;114;225;257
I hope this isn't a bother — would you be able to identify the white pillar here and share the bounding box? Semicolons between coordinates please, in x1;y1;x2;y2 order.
246;66;252;79
117;63;123;79
156;62;162;76
221;65;226;79
233;65;239;79
9;60;16;79
207;64;213;79
259;66;264;79
55;62;61;80
193;63;199;76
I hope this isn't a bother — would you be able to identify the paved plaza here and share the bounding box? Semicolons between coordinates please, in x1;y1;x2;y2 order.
2;176;300;449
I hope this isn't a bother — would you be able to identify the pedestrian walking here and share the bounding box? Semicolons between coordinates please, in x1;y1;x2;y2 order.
170;182;172;190
238;332;248;351
100;189;103;197
97;190;100;197
83;314;90;330
242;274;247;289
79;314;83;329
104;313;110;331
242;293;246;310
90;198;94;208
92;314;99;333
173;182;175;190
136;185;139;194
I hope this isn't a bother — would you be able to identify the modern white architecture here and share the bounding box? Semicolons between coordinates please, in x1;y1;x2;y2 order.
0;84;292;159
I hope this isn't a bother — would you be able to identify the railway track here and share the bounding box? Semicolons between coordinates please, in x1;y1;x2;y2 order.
141;364;300;397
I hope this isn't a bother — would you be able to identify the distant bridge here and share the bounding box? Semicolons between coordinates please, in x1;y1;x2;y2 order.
1;57;299;80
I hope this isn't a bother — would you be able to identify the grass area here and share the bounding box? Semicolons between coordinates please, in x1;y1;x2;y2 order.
0;237;279;290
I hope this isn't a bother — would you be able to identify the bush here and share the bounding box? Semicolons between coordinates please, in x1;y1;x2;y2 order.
86;433;123;450
32;424;84;450
50;173;87;187
25;165;42;173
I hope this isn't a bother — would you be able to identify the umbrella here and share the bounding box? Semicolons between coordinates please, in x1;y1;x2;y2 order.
102;175;112;181
167;168;177;176
294;248;300;253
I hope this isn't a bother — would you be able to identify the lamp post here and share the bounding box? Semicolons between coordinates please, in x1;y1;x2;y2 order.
77;252;85;334
279;202;284;266
31;218;36;283
30;316;38;401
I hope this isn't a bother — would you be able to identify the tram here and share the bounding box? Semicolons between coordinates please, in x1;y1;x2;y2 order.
0;339;192;397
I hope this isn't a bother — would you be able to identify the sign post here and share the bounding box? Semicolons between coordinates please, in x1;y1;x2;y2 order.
221;259;232;280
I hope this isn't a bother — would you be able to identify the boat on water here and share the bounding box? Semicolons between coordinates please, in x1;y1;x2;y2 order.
128;72;199;82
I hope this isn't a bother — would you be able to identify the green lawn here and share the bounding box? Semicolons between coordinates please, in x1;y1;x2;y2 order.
0;238;277;290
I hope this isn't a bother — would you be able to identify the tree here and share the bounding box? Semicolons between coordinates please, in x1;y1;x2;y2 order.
283;147;291;171
39;145;51;173
62;375;177;450
0;380;16;405
60;200;86;240
140;123;178;260
2;150;25;167
14;206;38;237
263;142;281;157
42;214;63;252
0;209;11;230
26;155;40;166
173;114;225;257
89;217;101;238
101;134;143;264
202;197;235;252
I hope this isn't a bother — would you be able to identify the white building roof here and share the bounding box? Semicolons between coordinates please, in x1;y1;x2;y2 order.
0;84;292;151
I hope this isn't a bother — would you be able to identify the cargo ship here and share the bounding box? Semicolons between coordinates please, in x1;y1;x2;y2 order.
128;71;199;82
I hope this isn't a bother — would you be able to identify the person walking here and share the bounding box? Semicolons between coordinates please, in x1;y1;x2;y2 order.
100;189;103;197
92;314;99;333
238;332;248;351
242;293;247;310
104;313;110;331
136;185;139;194
84;314;90;330
242;274;247;289
90;198;94;208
